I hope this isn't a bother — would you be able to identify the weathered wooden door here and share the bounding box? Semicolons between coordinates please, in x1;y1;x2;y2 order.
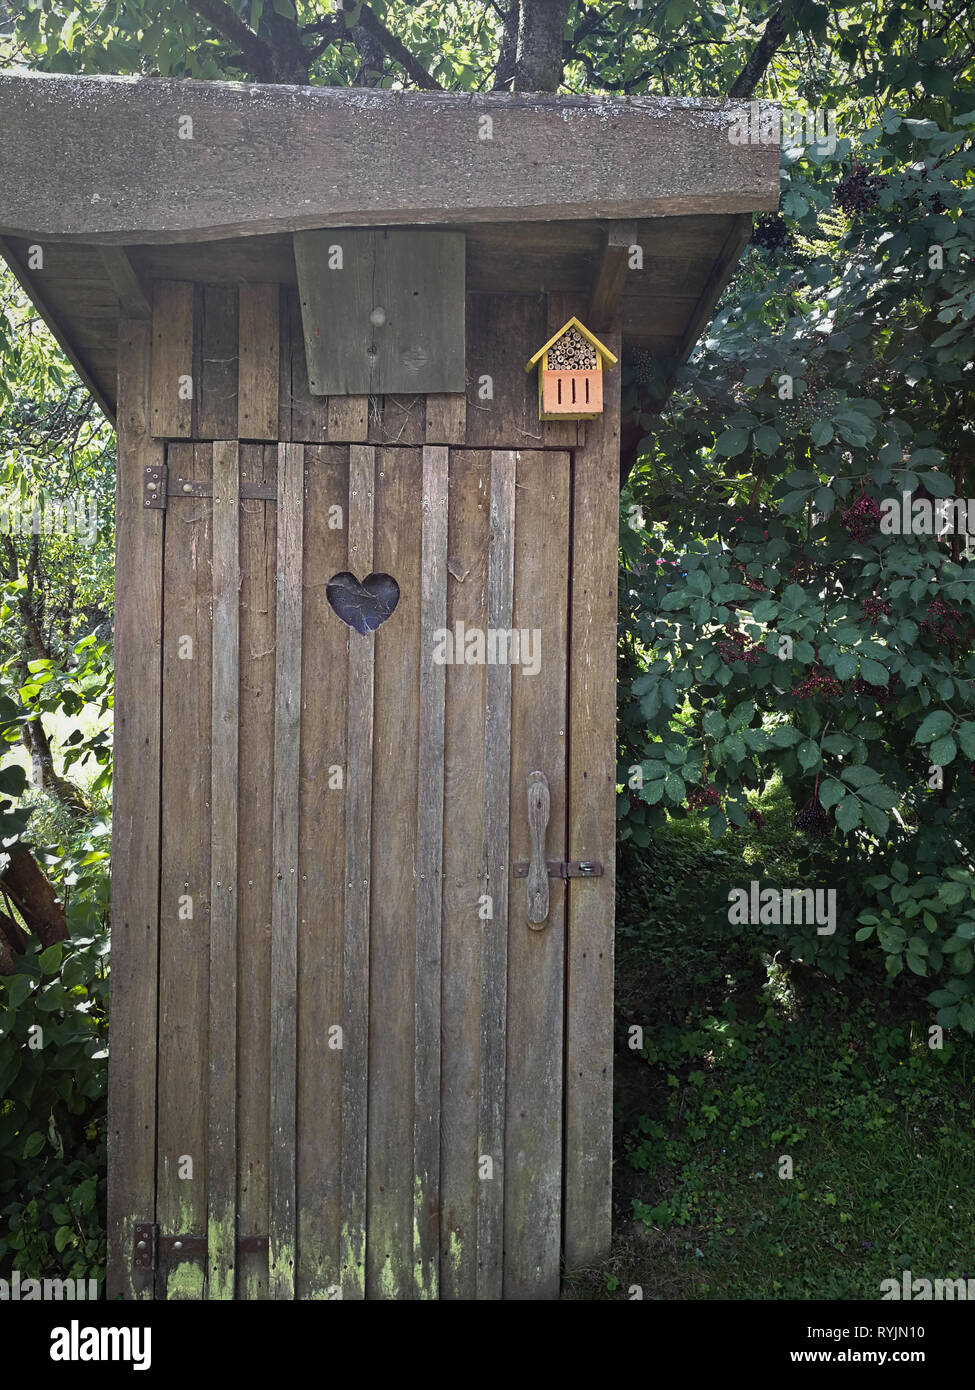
109;302;617;1303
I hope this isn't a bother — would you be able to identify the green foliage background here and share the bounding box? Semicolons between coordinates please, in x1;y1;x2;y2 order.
0;0;972;1292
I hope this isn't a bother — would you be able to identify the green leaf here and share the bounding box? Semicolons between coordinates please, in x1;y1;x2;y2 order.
860;660;889;686
915;710;953;744
929;735;957;767
798;739;820;772
715;428;750;458
819;778;845;809
835;797;861;833
753;426;781;457
957;723;975;758
810;421;833;447
22;1131;45;1159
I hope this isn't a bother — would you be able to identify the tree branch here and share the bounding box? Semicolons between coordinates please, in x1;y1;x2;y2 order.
185;0;280;82
514;0;571;91
352;1;443;89
493;1;520;89
729;3;788;99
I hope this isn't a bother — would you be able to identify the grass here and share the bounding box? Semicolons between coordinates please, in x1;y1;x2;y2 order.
563;792;975;1300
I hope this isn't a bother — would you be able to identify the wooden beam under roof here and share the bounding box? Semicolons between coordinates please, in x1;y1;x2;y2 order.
0;72;780;245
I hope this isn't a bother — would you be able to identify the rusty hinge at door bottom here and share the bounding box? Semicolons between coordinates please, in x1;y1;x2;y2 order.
511;860;603;879
133;1224;268;1272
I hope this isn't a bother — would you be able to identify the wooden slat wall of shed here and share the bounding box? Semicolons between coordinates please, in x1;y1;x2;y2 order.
106;317;163;1299
504;449;570;1301
464;295;546;449
296;445;349;1297
236;443;277;1300
366;447;423;1299
439;451;490;1299
564;327;621;1271
156;441;212;1299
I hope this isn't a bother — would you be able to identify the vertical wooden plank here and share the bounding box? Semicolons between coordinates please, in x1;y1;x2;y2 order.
238;284;280;440
564;327;621;1270
156;441;212;1300
465;295;546;449
296;445;349;1298
476;449;515;1301
440;452;490;1301
504;449;569;1300
340;443;375;1300
328;394;369;443
543;293;584;450
207;441;240;1300
150;280;194;438
197;286;239;440
426;394;467;445
414;445;448;1299
107;317;163;1300
366;446;423;1300
277;286;294;442
370;394;425;446
237;443;276;1300
287;286;327;443
269;441;304;1299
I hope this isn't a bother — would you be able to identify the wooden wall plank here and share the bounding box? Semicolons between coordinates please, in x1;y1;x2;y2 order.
238;284;280;440
542;293;584;450
564;329;621;1270
328;395;369;443
197;286;238;439
106;317;164;1299
269;441;304;1299
413;445;448;1299
368;394;425;446
150;281;194;438
286;286;327;444
236;442;277;1300
504;448;570;1300
296;445;349;1298
465;296;546;449
426;394;467;445
439;450;490;1301
156;441;212;1300
476;449;516;1300
207;440;240;1299
366;446;423;1299
340;443;376;1299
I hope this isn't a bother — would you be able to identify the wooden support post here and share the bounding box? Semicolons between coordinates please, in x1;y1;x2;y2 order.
589;223;637;332
564;325;621;1270
106;317;164;1299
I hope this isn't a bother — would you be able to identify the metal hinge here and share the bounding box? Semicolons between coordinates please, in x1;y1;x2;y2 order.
512;860;603;880
144;464;276;510
133;1224;267;1272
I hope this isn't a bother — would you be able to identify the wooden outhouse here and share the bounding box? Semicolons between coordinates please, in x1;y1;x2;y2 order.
0;71;778;1300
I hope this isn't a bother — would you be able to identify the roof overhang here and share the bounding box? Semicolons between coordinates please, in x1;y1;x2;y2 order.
0;70;781;421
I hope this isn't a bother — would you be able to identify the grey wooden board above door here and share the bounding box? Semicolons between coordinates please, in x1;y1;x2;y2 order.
293;229;466;397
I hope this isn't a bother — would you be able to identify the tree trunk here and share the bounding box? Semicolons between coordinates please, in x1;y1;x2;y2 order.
513;0;570;92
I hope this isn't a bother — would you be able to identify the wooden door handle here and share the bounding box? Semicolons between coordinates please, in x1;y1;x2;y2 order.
526;770;550;928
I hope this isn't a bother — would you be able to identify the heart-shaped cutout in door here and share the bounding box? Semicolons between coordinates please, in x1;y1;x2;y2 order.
326;571;400;635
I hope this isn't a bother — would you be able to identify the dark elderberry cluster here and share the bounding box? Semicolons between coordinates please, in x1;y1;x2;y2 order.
793;798;833;837
747;807;766;833
687;784;723;811
792;666;842;700
751;214;792;254
854;673;900;707
835;161;889;216
861;597;892;623
841;493;882;542
717;630;762;666
920;599;973;658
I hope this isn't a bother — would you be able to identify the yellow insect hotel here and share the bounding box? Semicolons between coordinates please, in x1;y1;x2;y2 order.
526;316;619;421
